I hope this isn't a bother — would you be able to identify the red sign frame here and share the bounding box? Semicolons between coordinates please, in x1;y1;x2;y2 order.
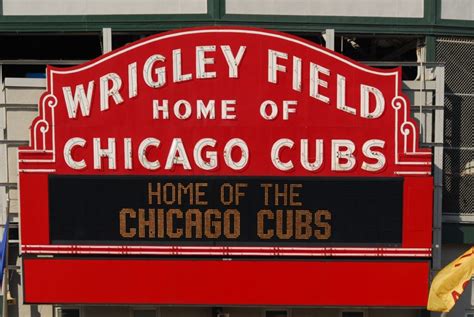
19;27;433;306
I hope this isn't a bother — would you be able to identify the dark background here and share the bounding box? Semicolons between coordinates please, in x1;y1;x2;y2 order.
49;176;403;246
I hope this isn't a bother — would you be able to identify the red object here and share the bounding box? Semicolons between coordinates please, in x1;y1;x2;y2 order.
18;27;434;306
24;258;430;306
18;27;431;177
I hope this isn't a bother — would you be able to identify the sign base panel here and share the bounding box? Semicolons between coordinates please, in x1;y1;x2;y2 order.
24;258;429;306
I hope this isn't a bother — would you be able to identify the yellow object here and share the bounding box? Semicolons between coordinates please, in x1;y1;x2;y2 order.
427;247;474;312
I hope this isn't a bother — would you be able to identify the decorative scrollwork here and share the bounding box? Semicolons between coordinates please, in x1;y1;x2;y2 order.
391;96;405;111
391;95;431;173
43;93;58;109
21;92;57;156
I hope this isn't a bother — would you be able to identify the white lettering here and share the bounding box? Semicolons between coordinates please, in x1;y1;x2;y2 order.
93;137;116;170
196;45;217;79
62;81;94;119
153;100;169;119
283;100;298;120
165;138;191;170
224;138;249;170
293;56;302;92
260;100;278;120
300;139;323;171
310;63;330;104
197;100;216;119
361;84;385;118
268;49;288;84
331;139;355;171
143;54;166;88
221;100;236;120
63;137;86;169
221;45;246;78
124;137;133;170
100;73;123;111
194;138;217;170
173;49;192;82
337;74;356;115
362;139;386;171
128;62;138;98
138;138;160;170
271;138;294;171
173;100;192;120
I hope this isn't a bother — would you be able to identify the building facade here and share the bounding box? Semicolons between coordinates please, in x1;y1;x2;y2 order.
0;0;472;316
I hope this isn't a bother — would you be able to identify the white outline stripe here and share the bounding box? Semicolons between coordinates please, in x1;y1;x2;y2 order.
48;29;400;98
18;149;53;153
19;169;56;173
18;159;55;163
23;250;431;257
23;244;431;251
22;245;432;257
50;29;398;78
395;171;431;175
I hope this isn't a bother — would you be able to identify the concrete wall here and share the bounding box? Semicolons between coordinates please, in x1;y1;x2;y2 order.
1;78;44;222
2;0;207;16
441;0;474;21
225;0;424;18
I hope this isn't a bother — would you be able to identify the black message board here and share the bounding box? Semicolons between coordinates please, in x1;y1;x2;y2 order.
49;176;403;246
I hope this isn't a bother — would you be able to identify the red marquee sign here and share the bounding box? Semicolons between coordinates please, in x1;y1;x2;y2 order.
19;27;433;306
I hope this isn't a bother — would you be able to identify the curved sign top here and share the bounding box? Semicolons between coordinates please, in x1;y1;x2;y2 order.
19;27;433;306
19;27;430;177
